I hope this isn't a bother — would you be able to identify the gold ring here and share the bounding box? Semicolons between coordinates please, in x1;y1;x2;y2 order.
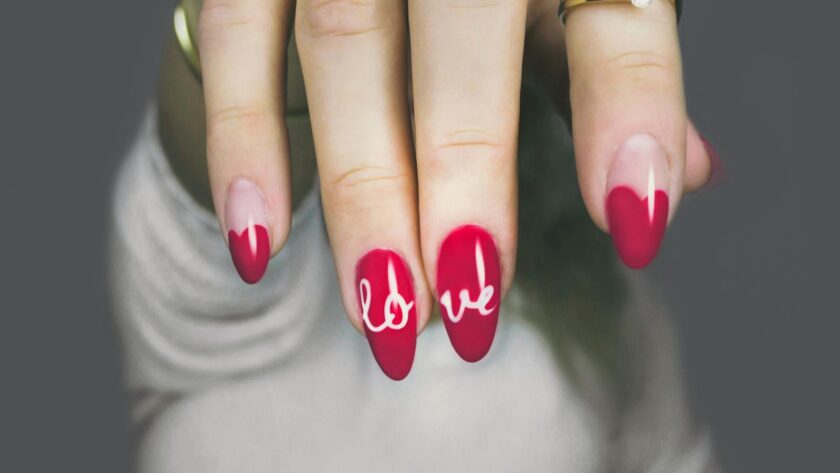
558;0;682;25
174;2;202;81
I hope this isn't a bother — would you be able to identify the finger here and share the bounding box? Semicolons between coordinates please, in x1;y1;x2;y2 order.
409;0;528;362
565;0;685;269
198;0;293;284
523;10;719;194
295;0;426;380
685;120;724;193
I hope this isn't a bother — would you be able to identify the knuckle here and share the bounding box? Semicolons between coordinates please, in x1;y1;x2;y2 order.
299;0;396;39
206;106;275;153
602;50;675;89
328;165;411;213
426;129;507;172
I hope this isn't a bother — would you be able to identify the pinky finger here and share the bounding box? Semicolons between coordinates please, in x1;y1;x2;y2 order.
684;120;724;193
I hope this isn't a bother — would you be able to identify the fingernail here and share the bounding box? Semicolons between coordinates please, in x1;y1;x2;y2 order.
436;225;501;362
225;179;270;284
700;134;725;191
356;249;417;380
606;134;670;269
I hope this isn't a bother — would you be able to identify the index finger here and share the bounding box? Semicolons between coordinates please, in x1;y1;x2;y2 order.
198;0;293;283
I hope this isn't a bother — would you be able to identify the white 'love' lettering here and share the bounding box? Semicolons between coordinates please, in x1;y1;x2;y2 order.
359;259;413;333
440;240;496;324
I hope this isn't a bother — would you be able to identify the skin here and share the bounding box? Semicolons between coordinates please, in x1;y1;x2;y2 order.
158;1;317;211
158;0;715;338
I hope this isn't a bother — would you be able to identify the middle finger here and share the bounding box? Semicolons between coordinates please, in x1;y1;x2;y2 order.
296;0;426;380
409;0;528;362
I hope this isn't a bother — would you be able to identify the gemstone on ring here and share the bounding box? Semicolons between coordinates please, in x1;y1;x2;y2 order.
558;0;682;26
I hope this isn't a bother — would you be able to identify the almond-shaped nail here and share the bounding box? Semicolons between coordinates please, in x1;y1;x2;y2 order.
356;249;417;380
606;134;670;269
436;225;501;363
225;179;270;284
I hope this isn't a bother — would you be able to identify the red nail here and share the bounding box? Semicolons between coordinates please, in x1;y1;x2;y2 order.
436;225;501;362
606;134;670;269
606;187;669;269
225;179;270;284
356;249;417;380
228;226;270;284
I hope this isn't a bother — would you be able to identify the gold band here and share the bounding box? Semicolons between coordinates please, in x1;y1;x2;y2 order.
174;2;202;82
558;0;681;25
171;1;312;119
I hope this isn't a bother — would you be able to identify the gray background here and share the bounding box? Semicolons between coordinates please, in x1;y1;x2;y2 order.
1;0;836;471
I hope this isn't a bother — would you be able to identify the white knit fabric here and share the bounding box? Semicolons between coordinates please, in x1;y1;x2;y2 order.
109;107;719;473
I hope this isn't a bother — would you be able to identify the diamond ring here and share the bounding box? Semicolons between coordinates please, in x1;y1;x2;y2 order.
558;0;683;25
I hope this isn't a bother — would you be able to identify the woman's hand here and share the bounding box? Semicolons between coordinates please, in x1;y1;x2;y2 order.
195;0;718;379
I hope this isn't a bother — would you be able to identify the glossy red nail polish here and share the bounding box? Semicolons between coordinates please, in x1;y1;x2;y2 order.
225;179;270;284
606;134;670;269
436;225;501;362
228;225;270;284
356;249;416;380
606;186;668;269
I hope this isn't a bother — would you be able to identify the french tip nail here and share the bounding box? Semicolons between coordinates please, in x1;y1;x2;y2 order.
436;225;501;362
225;178;270;284
356;249;417;380
606;135;670;270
